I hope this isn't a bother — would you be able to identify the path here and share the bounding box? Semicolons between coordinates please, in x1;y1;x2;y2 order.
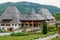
0;32;11;36
36;34;58;40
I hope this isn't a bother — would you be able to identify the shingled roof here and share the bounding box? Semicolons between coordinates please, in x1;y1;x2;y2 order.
0;6;21;24
0;6;55;24
38;8;55;20
20;9;45;20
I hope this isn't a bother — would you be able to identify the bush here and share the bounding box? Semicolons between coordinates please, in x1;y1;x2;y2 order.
10;32;30;36
0;28;6;33
47;24;56;32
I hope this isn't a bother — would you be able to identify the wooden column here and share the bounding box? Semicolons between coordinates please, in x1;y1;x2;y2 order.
24;23;25;27
28;23;29;28
14;24;15;27
11;24;12;27
17;24;19;27
38;21;40;30
32;21;34;27
32;21;34;31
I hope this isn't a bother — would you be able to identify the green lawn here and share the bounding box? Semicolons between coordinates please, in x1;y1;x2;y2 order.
52;37;60;40
0;32;55;40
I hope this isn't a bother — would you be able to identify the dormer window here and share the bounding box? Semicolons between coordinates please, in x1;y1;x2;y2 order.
2;19;12;23
47;19;50;21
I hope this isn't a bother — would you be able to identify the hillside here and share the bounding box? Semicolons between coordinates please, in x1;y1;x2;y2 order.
53;13;60;20
0;2;60;15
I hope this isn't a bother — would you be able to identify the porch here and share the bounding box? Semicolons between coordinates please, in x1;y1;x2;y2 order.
20;20;44;31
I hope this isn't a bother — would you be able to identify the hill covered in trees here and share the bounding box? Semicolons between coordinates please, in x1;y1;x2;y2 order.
0;2;60;20
0;2;60;15
53;13;60;20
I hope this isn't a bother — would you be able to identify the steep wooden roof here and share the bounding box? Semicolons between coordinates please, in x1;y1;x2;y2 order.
20;9;45;20
0;6;21;24
0;6;55;24
38;8;55;20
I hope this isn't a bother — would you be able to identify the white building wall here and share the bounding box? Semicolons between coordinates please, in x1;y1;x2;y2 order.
0;24;21;31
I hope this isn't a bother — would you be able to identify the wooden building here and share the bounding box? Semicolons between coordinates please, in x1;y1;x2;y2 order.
0;6;55;31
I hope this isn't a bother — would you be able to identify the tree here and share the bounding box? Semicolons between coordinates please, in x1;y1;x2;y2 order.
42;22;47;34
58;27;60;34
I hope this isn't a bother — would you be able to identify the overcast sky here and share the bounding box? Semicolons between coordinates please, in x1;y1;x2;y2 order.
0;0;60;8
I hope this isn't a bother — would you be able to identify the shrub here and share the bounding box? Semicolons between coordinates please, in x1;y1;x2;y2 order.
58;27;60;34
47;24;56;32
10;32;30;36
0;28;6;33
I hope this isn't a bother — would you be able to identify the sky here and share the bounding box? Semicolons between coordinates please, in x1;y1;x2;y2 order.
0;0;60;8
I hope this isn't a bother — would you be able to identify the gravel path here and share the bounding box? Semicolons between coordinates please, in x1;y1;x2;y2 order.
36;34;58;40
0;32;11;36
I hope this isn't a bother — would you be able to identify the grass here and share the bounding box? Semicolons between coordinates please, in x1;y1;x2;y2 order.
0;32;55;40
52;37;60;40
0;33;44;40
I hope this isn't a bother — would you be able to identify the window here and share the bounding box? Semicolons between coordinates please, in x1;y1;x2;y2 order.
47;19;50;21
15;24;17;26
19;24;20;26
12;24;14;26
26;24;28;26
34;24;37;27
6;24;10;26
1;24;5;26
21;24;24;27
29;24;32;26
2;19;12;23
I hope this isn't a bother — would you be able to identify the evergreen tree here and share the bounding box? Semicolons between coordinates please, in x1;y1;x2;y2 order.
42;22;47;34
